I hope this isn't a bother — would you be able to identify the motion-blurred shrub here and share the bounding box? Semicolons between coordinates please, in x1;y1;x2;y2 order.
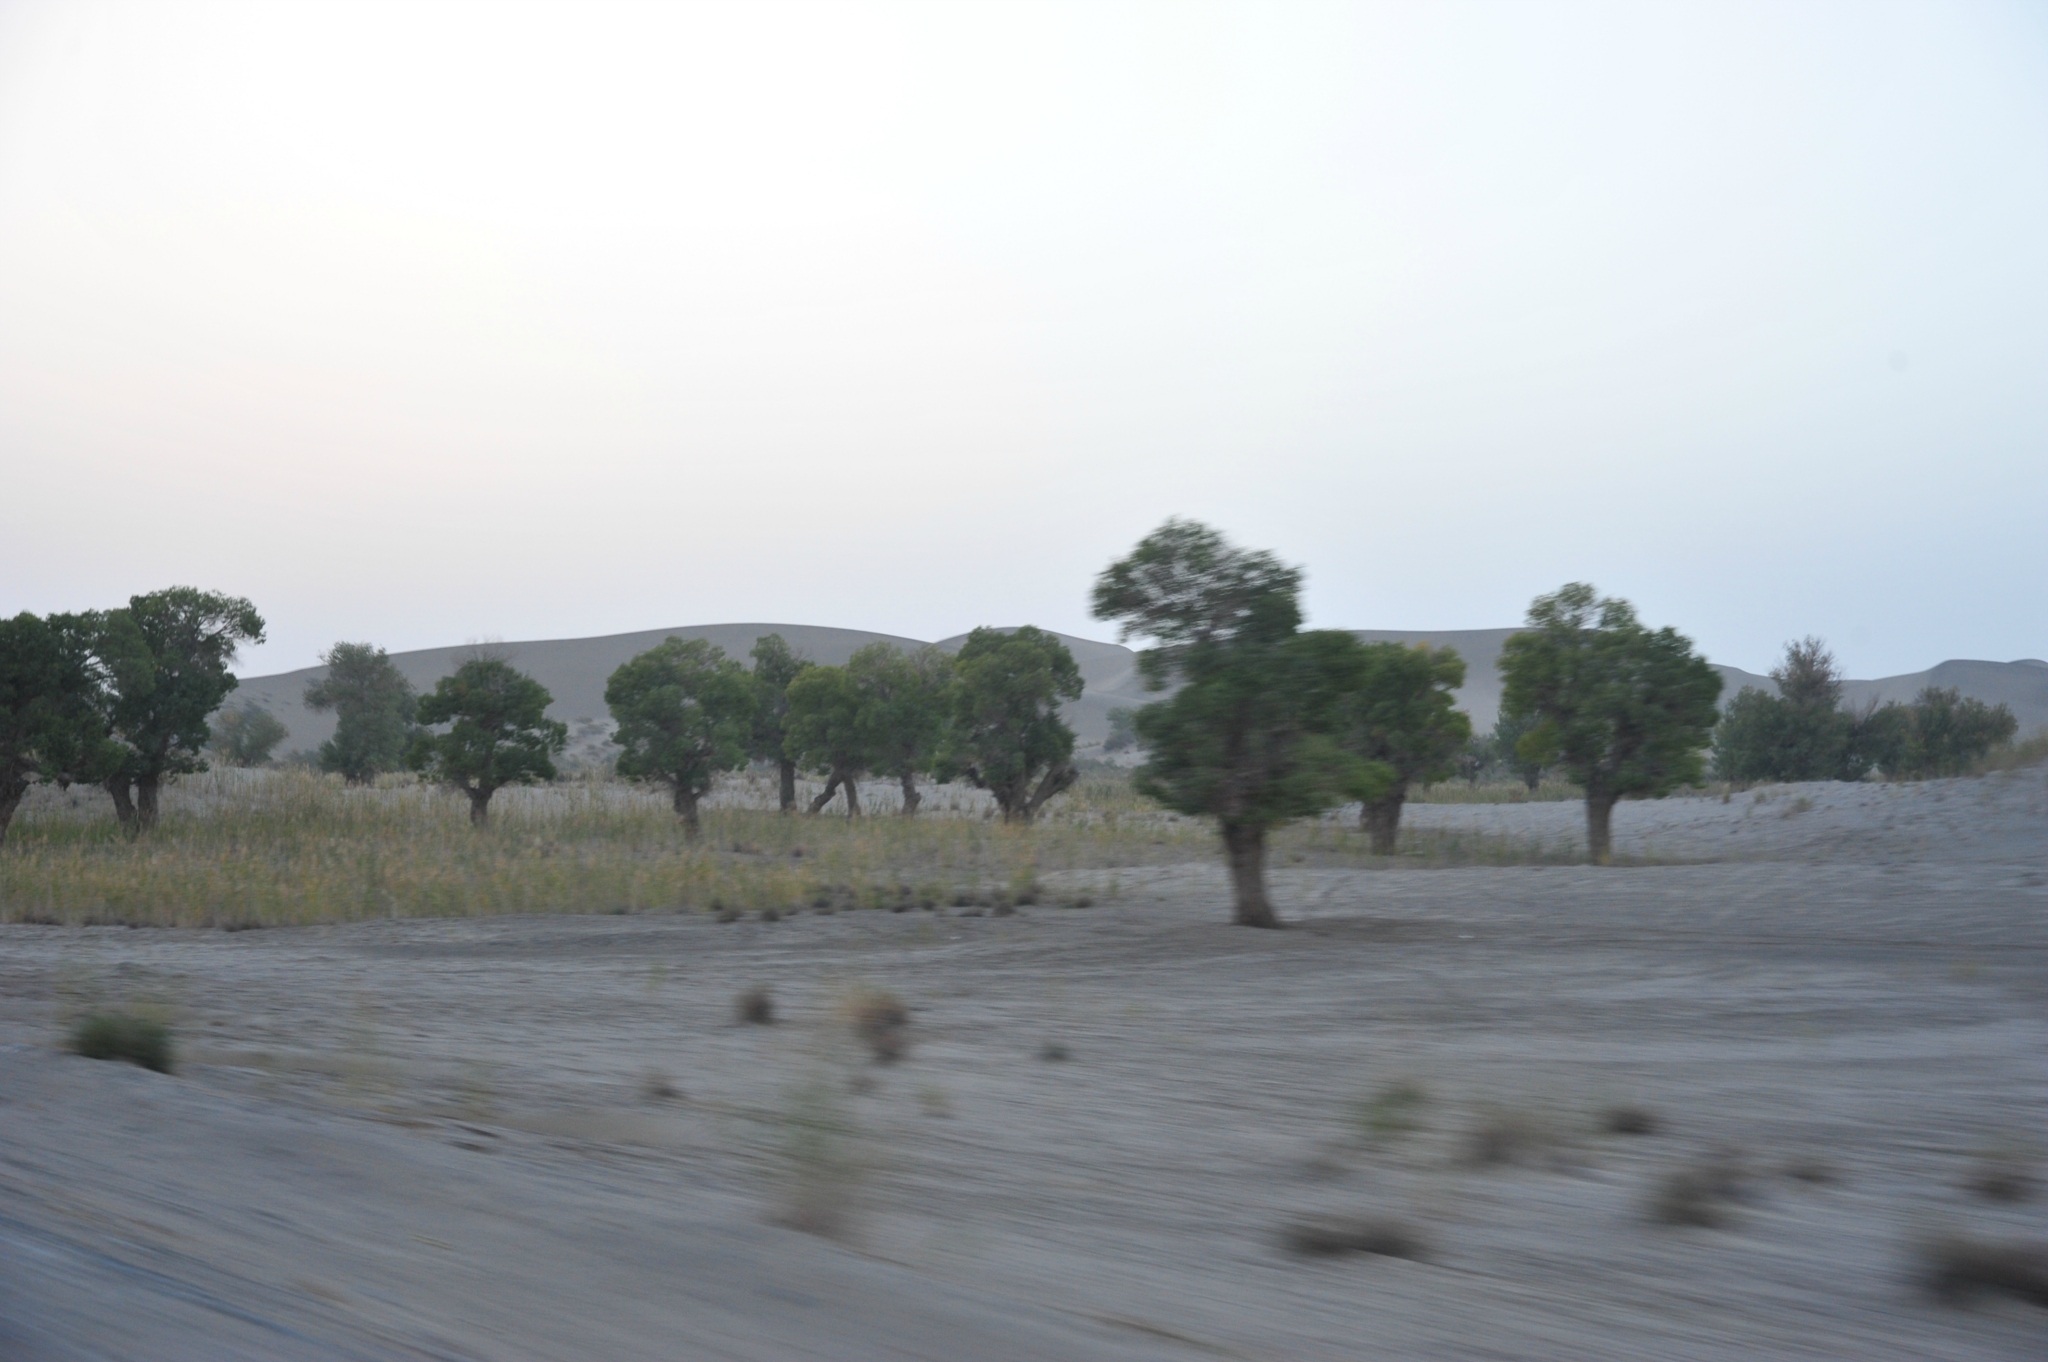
69;1012;174;1073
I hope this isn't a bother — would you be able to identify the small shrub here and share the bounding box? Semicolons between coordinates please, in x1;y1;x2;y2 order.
640;1069;682;1103
1279;1213;1427;1260
1963;1154;2037;1204
69;1012;174;1074
1601;1104;1659;1136
776;1078;859;1239
1918;1232;2048;1307
735;985;775;1025
1353;1080;1429;1144
1649;1149;1747;1227
759;905;782;923
844;988;909;1062
1783;1154;1840;1185
1463;1103;1551;1166
1040;1041;1071;1062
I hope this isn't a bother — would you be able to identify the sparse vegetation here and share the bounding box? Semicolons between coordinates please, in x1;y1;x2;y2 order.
844;987;909;1063
1279;1213;1427;1260
1600;1103;1659;1136
774;1076;861;1238
1353;1079;1429;1144
1648;1148;1748;1227
1463;1103;1556;1167
1917;1231;2048;1308
69;1011;174;1073
735;985;776;1025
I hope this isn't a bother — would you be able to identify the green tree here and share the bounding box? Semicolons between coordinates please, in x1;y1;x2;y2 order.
934;626;1084;824
1092;520;1389;927
605;637;755;835
406;657;567;825
784;664;872;816
1343;643;1471;854
208;703;289;767
1858;686;2018;779
0;611;114;847
1498;583;1722;864
304;642;418;784
1490;709;1546;791
747;634;812;813
94;588;266;832
1712;637;1855;783
848;642;953;815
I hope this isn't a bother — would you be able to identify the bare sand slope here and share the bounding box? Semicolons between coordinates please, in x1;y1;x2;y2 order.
2;774;2045;1359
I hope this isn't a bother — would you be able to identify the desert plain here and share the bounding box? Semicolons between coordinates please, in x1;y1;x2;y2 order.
1;769;2045;1360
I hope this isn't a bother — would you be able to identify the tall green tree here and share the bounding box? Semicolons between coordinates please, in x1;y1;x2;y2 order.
848;642;953;815
304;642;418;783
94;588;266;832
605;637;755;835
934;626;1084;824
1498;583;1722;864
1712;637;1856;783
1857;686;2017;779
785;664;872;816
1344;643;1471;854
208;703;290;767
406;657;567;825
747;634;811;813
0;611;114;847
1092;520;1389;927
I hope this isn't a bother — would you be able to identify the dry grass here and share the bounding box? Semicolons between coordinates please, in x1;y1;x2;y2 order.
0;767;1606;929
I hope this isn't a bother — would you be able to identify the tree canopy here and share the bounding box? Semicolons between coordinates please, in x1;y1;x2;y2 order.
1341;642;1470;854
784;663;872;816
747;633;811;813
1498;583;1722;864
1093;521;1387;926
605;637;755;834
94;587;266;832
0;611;110;846
1712;637;1858;784
934;626;1084;824
208;704;290;767
304;642;418;784
1859;686;2017;779
848;642;954;816
407;657;567;825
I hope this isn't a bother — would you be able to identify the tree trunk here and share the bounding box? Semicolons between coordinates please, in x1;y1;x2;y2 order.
468;786;494;827
1022;763;1078;822
1524;767;1541;793
842;773;861;818
672;783;702;838
103;776;138;834
1221;821;1279;928
1584;792;1618;865
778;760;797;814
0;777;25;849
135;776;161;833
807;775;841;815
898;769;920;816
1361;789;1406;856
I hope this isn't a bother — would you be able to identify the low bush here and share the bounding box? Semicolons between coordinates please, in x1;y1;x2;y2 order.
1918;1232;2048;1307
735;985;775;1025
69;1012;174;1073
844;988;909;1063
1279;1213;1427;1260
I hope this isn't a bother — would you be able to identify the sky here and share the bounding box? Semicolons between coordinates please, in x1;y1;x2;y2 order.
2;0;2044;681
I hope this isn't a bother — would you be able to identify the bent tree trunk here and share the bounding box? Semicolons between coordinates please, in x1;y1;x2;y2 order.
671;783;702;838
807;775;840;815
1361;789;1407;856
1221;820;1279;929
1021;763;1079;823
1584;791;1619;865
778;760;798;814
898;770;921;817
467;785;495;827
103;776;138;834
0;776;25;848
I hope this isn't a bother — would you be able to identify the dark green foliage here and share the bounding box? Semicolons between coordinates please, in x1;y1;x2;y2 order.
93;588;267;833
747;634;812;813
1712;637;1857;783
70;1012;174;1073
1490;708;1546;791
848;643;953;815
785;664;871;816
0;611;112;847
1092;520;1388;927
406;657;567;825
1498;583;1722;864
933;626;1083;824
1859;686;2019;779
605;637;755;835
207;703;289;767
1343;643;1471;853
304;642;417;783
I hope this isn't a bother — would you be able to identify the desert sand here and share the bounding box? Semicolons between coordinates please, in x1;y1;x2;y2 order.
2;770;2045;1359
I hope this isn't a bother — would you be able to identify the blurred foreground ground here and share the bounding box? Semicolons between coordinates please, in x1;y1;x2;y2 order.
2;770;2044;1360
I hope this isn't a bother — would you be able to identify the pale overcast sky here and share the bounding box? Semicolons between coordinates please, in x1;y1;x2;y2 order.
2;0;2043;679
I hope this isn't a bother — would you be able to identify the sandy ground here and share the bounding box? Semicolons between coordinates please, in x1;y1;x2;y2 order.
2;772;2045;1360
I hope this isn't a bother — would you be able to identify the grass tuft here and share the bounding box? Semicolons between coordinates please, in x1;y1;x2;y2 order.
844;987;909;1063
1601;1103;1660;1136
69;1012;174;1074
735;985;776;1025
1648;1149;1748;1227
